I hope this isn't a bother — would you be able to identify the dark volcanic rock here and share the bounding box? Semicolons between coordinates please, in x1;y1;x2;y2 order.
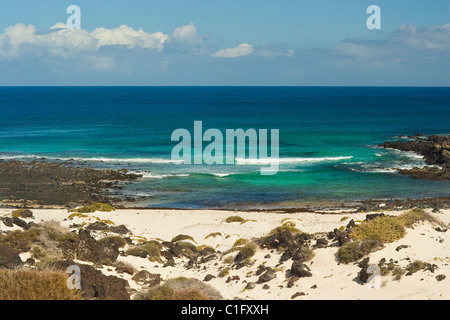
358;257;371;283
260;229;298;251
290;261;312;278
1;217;14;227
131;270;161;287
0;243;22;269
0;160;141;206
55;260;130;300
12;217;28;229
76;230;119;263
203;274;216;282
257;269;277;283
380;135;450;181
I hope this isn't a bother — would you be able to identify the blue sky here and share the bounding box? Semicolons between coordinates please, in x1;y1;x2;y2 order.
0;0;449;85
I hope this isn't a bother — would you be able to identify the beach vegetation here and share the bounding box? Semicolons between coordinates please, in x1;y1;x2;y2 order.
234;242;257;263
340;216;349;222
11;209;26;218
0;228;42;252
69;203;115;213
218;267;230;278
171;234;196;243
131;235;147;243
97;236;127;248
405;260;432;274
337;239;384;264
126;240;162;262
224;216;255;224
0;268;83;300
136;277;222;300
233;238;249;247
269;221;300;235
223;256;235;264
67;212;89;220
350;215;405;243
205;232;222;239
350;208;440;244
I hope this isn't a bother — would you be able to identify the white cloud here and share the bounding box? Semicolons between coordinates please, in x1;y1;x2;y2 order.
171;22;202;46
211;43;254;58
91;25;168;50
0;23;169;61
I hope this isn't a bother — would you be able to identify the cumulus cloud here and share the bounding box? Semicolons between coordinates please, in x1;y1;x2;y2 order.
0;23;169;60
211;43;254;58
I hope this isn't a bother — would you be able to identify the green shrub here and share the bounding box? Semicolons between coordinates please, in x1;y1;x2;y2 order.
97;236;127;248
205;232;222;239
225;216;246;223
269;221;300;235
234;243;257;263
0;228;42;252
350;216;405;243
70;203;115;213
126;240;161;262
171;234;195;243
337;240;384;264
233;238;249;247
351;208;441;244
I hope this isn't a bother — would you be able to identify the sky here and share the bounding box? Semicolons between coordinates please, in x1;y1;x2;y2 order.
0;0;449;86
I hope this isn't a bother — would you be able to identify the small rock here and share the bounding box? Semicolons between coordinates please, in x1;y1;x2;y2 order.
346;219;356;229
257;269;277;283
316;238;328;248
245;282;256;290
20;209;33;218
262;284;270;290
287;277;298;288
204;274;216;282
435;227;447;233
131;270;161;287
436;274;446;281
395;245;410;252
310;284;317;289
290;261;312;278
291;292;305;299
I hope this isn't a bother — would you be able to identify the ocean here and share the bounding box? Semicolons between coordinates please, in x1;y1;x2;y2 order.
0;86;449;208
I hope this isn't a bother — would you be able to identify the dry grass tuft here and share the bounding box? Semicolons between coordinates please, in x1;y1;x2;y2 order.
0;268;82;300
136;277;223;300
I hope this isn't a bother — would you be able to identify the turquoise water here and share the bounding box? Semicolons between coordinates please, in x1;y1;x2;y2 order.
0;87;449;208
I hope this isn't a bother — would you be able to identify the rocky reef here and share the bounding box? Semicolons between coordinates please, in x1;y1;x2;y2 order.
380;134;450;181
0;160;141;207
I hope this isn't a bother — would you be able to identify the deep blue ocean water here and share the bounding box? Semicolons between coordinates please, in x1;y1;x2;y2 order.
0;86;449;208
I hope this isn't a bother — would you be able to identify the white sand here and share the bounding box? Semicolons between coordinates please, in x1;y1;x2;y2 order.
1;207;449;300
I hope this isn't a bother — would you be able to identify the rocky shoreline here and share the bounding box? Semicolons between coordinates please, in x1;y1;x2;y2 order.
380;134;450;181
0;160;141;208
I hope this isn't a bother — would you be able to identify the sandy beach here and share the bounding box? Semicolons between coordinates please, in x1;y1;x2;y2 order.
2;206;448;300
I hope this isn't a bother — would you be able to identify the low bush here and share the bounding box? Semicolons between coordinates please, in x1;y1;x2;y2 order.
171;234;195;243
136;277;222;300
269;221;300;235
70;203;115;213
337;239;384;264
